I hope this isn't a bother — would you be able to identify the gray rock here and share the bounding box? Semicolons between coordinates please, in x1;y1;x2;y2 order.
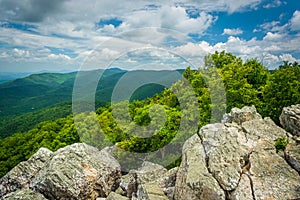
156;167;178;199
181;105;300;199
120;171;138;198
230;139;300;199
137;183;168;200
135;163;177;200
120;162;173;200
30;143;121;199
136;162;168;184
174;134;225;199
242;117;287;141
229;175;253;200
280;104;300;136
106;191;129;200
3;189;47;200
222;105;262;124
248;140;300;199
0;148;53;198
199;123;248;191
285;142;300;174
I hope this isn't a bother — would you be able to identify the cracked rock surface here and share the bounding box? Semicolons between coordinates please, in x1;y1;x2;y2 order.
280;104;300;136
176;106;300;200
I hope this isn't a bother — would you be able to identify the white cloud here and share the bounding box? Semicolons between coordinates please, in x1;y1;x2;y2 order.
0;0;299;72
263;32;283;41
117;6;216;35
12;48;30;57
161;6;216;34
279;54;297;62
263;0;283;9
222;28;243;36
291;10;300;31
48;53;71;61
264;45;281;52
172;32;300;69
258;20;289;33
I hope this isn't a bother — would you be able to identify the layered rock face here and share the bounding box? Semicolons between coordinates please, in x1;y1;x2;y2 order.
1;105;300;200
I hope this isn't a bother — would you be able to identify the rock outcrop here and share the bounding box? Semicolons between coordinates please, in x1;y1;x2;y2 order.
0;143;122;200
280;104;300;136
119;161;177;199
0;148;53;197
31;143;122;199
1;105;300;200
3;189;47;200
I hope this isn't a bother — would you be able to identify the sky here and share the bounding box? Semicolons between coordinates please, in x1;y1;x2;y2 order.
0;0;299;72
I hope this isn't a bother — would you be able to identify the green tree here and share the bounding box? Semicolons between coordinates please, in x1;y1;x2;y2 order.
262;62;300;123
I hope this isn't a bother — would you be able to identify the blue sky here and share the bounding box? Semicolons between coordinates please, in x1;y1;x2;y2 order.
0;0;299;72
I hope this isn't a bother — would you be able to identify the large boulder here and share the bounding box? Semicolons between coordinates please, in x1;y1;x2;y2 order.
280;104;300;136
222;105;262;125
285;141;300;174
30;143;122;199
230;139;300;199
0;148;53;198
174;134;225;199
176;105;300;200
199;123;249;191
2;189;47;200
247;140;300;199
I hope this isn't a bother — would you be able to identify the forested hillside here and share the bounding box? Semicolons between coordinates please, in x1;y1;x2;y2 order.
0;69;179;138
0;68;177;118
0;51;299;177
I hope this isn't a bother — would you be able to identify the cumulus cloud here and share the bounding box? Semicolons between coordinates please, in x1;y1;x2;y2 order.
0;0;299;72
172;32;300;69
161;6;216;34
290;10;300;31
222;28;243;36
116;5;216;35
279;54;298;62
263;32;283;41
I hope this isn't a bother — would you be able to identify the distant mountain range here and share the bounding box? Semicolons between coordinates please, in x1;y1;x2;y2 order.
0;68;184;138
0;72;33;84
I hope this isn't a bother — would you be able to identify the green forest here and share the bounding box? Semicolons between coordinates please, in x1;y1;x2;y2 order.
0;51;299;177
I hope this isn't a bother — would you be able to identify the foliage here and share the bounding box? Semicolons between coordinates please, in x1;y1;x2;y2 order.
275;136;289;153
0;116;79;177
0;69;171;119
262;62;300;123
0;69;173;137
0;102;72;138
